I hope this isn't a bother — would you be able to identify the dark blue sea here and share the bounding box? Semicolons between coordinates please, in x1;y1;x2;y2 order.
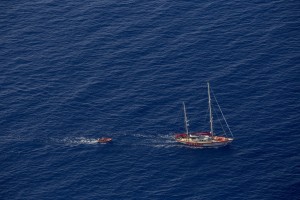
1;0;299;199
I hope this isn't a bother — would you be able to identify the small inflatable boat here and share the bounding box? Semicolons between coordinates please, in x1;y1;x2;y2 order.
97;137;112;143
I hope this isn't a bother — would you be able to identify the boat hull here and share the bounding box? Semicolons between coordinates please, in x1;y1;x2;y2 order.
97;138;112;143
175;133;233;148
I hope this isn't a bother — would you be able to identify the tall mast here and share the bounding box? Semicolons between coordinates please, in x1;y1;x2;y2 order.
207;82;214;136
183;102;189;137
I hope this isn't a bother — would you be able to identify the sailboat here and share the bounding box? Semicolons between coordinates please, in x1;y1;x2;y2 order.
175;82;234;148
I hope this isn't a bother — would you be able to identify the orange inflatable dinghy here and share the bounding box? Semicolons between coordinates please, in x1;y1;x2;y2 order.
97;137;112;143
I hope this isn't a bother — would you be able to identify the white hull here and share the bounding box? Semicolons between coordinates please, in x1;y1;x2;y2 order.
176;137;233;148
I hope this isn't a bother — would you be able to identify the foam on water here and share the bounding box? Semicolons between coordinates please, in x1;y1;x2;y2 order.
61;137;99;146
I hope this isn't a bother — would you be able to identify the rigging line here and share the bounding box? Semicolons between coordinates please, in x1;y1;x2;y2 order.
200;107;209;131
211;102;227;137
211;89;234;138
